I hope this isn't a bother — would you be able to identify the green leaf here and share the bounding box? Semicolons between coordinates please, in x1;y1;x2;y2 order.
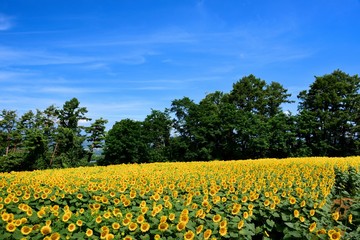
229;232;239;238
281;213;290;221
266;219;275;228
284;222;295;229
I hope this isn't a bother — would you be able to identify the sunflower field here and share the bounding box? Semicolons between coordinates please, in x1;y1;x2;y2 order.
0;157;359;240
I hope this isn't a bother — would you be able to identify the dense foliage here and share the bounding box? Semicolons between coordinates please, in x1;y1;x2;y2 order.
103;69;359;165
0;98;107;171
0;157;359;239
1;69;359;170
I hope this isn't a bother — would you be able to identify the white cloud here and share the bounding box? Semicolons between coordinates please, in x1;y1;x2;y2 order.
0;46;95;66
0;14;13;31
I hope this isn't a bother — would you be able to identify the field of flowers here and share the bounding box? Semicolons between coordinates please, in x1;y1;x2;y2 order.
0;157;359;240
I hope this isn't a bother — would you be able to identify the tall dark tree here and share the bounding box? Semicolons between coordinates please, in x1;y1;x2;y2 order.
102;119;148;165
229;74;267;114
297;70;360;156
52;98;91;167
0;110;18;156
143;109;172;162
85;118;108;162
228;75;294;159
57;98;90;131
170;97;199;161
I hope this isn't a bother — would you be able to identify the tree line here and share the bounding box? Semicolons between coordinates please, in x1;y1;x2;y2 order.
0;98;107;171
1;69;359;171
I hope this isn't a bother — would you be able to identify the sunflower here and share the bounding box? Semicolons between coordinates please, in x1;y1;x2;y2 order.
289;197;296;205
136;214;145;224
300;200;306;207
231;206;240;215
26;209;33;217
153;193;160;201
103;212;111;219
96;216;102;224
309;222;316;232
316;228;326;235
105;233;115;240
219;220;227;228
112;222;120;230
141;207;149;214
348;214;353;224
238;220;244;230
49;232;61;240
38;208;47;218
62;213;71;222
41;225;52;235
264;199;270;207
203;229;212;240
180;215;189;222
158;222;169;232
140;222;150;232
196;225;203;234
243;212;249;219
67;223;76;233
219;227;227;236
20;217;27;224
310;209;315;216
1;213;10;221
113;198;120;205
160;215;167;223
101;226;110;234
176;221;187;231
332;211;340;221
85;229;93;237
183;230;195;240
294;210;300;218
169;213;176;221
212;214;221;223
329;231;341;240
76;220;83;227
14;219;22;226
128;222;138;231
21;226;32;235
123;199;131;207
181;209;189;215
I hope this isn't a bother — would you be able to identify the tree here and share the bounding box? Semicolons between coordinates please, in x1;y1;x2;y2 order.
57;98;90;131
102;119;148;165
18;110;47;169
227;75;294;159
170;97;199;161
85;118;108;162
143;109;171;162
52;98;91;167
297;70;360;156
229;74;267;114
0;110;19;156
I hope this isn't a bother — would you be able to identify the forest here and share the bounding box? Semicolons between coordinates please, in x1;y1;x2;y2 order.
0;69;359;171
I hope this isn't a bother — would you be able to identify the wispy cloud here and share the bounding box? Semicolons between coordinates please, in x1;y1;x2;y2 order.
62;28;195;48
0;46;95;66
0;14;13;31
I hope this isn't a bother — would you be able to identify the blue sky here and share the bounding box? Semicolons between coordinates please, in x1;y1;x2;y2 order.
1;0;359;128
